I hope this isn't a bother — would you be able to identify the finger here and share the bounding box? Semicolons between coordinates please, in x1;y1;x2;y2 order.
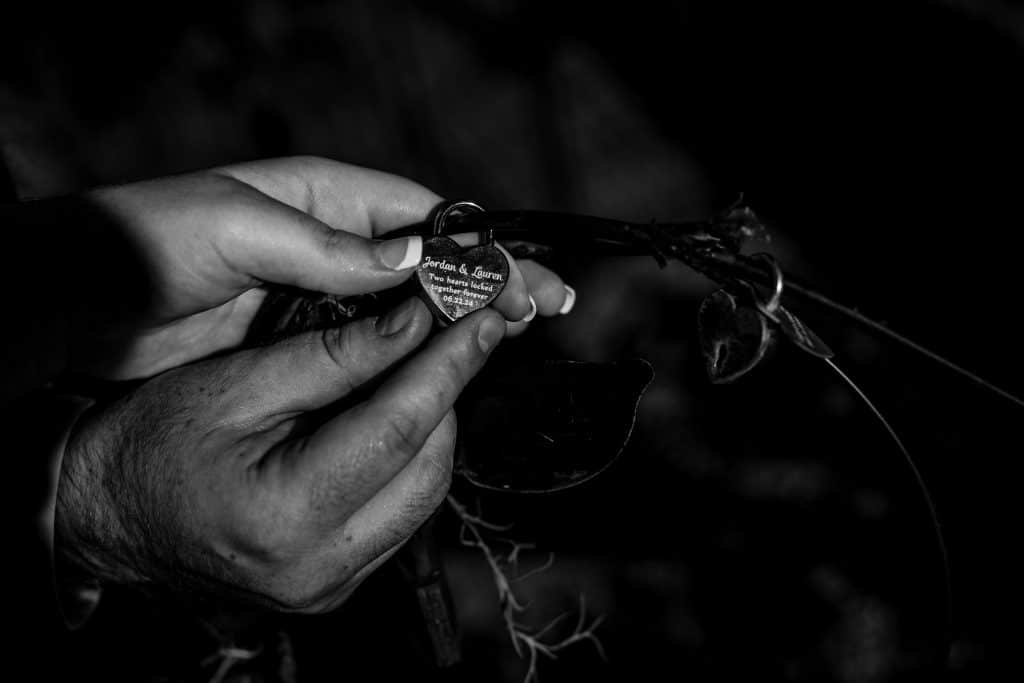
505;317;532;338
298;309;505;521
214;156;442;238
449;234;531;322
321;411;456;581
517;260;575;316
502;259;572;337
219;195;425;295
230;298;433;418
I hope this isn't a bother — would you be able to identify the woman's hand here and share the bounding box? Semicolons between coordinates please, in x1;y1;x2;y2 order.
56;156;572;379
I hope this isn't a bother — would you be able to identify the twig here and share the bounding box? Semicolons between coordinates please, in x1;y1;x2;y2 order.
201;646;261;683
447;495;606;682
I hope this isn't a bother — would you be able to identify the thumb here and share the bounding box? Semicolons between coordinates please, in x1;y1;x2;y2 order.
232;298;434;417
222;195;425;295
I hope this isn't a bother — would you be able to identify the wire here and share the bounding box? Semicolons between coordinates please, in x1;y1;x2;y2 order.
824;358;953;662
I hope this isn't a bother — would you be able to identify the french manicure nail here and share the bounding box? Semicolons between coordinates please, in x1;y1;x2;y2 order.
376;298;419;336
559;285;576;315
477;316;506;353
521;296;537;323
380;236;422;270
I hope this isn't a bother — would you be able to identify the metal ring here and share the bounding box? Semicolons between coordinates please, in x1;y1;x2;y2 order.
749;252;784;315
432;200;485;236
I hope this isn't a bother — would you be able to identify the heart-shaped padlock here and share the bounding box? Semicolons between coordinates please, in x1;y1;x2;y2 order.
416;235;510;324
412;200;510;324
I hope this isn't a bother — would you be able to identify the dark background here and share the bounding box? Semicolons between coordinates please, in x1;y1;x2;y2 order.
3;0;1018;680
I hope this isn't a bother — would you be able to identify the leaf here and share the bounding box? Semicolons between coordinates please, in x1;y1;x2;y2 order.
772;306;834;359
458;359;654;493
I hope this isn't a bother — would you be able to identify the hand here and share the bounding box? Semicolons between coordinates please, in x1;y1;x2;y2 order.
56;299;504;612
61;156;572;379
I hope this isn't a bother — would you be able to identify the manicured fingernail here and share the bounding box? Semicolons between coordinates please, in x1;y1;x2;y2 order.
477;316;506;353
376;298;419;336
379;236;422;270
559;285;576;315
521;296;537;323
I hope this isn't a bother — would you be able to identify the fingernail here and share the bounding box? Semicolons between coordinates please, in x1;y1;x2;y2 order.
477;316;506;353
521;296;537;323
559;285;576;315
376;298;419;336
379;236;422;270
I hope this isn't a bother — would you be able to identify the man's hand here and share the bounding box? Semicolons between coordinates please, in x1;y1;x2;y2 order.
61;156;570;379
56;299;504;612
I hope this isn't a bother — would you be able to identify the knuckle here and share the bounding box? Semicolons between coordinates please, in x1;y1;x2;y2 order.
411;448;454;510
319;221;354;257
318;324;363;392
398;419;456;523
366;466;451;555
378;410;422;461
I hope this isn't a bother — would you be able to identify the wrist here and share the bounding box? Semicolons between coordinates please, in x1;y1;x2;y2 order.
54;406;145;587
